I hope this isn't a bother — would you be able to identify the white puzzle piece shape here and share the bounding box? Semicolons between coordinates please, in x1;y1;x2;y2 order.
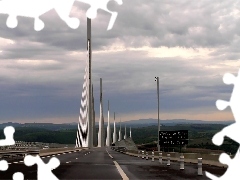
0;126;15;146
206;148;240;180
0;0;79;31
24;155;60;180
77;0;123;30
207;69;240;179
0;0;123;31
0;160;8;171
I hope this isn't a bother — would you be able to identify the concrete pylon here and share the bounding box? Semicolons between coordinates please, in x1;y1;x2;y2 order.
75;18;93;148
106;100;111;146
118;119;122;141
112;112;117;143
92;84;97;147
98;78;105;147
124;124;127;139
130;127;132;138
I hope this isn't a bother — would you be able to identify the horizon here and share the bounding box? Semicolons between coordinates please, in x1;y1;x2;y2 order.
0;118;234;125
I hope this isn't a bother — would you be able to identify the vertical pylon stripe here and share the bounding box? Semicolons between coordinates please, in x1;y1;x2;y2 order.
76;58;89;147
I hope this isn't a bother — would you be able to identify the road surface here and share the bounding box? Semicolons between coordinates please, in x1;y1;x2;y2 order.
0;147;226;179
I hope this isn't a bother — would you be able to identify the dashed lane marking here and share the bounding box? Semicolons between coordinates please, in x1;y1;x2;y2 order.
106;150;113;159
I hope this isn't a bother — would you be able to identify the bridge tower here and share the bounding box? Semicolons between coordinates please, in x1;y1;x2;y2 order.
75;18;94;148
106;100;111;146
112;112;117;143
98;78;105;147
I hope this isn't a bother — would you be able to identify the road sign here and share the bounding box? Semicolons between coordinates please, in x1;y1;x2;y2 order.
159;130;188;146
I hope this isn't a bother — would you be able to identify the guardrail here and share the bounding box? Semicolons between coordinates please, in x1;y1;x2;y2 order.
112;148;228;168
0;149;40;159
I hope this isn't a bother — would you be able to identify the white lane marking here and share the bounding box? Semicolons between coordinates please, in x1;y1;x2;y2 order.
106;150;113;159
66;161;71;164
8;163;11;165
14;162;18;164
19;161;23;163
113;161;129;180
76;158;78;159
42;157;45;159
57;154;60;155
47;156;50;157
63;153;66;154
68;152;72;153
52;155;55;156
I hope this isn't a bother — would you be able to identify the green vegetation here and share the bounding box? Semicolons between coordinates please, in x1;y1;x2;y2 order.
0;123;238;154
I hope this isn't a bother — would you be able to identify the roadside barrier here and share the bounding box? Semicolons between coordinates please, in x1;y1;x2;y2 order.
198;158;203;175
180;155;184;170
167;154;170;166
159;152;162;164
152;151;154;162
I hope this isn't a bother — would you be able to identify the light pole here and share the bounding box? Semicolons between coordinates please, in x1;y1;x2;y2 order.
155;77;160;151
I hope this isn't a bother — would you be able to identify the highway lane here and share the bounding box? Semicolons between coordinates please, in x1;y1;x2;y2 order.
108;148;227;180
0;147;227;179
0;148;123;180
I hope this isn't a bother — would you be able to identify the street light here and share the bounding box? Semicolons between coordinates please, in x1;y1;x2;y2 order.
155;77;160;151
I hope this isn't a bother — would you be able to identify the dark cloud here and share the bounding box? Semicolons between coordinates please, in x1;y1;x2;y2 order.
0;0;238;122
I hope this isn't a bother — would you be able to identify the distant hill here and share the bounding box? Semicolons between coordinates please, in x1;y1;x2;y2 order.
120;118;234;127
0;119;234;130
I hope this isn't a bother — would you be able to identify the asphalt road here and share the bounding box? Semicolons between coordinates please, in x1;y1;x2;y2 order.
0;147;227;179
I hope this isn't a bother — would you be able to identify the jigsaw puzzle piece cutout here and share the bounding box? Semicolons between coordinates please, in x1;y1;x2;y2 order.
216;100;230;111
13;172;24;180
0;126;15;146
227;70;240;121
206;148;240;180
212;123;240;146
0;160;8;171
24;155;60;180
0;0;79;31
76;0;122;30
54;0;80;29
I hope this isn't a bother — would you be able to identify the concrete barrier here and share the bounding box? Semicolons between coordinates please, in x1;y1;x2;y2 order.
152;151;154;162
167;154;170;166
198;158;203;175
124;150;228;168
39;147;83;156
180;155;184;170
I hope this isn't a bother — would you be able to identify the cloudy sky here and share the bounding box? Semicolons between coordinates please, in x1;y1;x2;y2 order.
0;0;239;123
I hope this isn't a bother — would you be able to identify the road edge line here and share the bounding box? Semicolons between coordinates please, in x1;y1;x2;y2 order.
113;161;129;180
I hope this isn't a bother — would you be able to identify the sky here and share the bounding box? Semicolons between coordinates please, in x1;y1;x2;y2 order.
0;0;239;123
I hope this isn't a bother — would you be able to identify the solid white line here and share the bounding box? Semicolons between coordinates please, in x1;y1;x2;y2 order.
42;157;45;159
14;162;18;164
113;161;129;180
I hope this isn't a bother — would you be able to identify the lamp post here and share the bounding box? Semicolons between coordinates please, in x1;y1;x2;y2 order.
155;77;160;151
